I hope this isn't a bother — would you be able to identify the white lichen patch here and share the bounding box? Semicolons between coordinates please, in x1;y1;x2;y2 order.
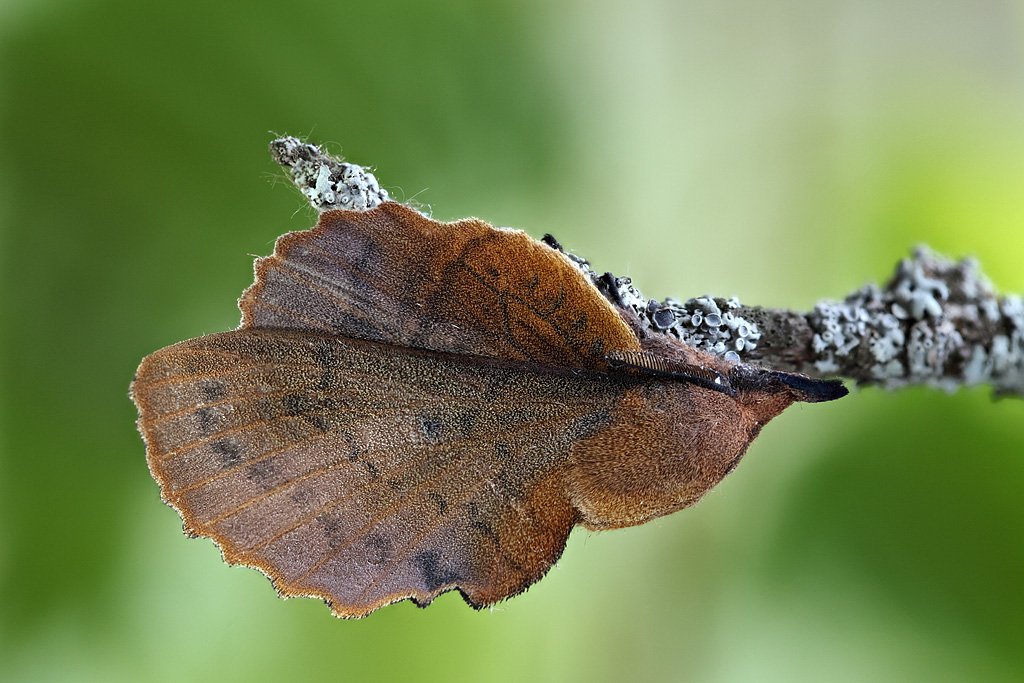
654;295;760;362
966;294;1024;395
808;246;1024;394
541;238;759;362
270;136;389;212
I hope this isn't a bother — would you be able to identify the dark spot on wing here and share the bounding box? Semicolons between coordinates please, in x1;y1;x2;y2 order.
281;393;335;431
289;487;314;507
307;413;331;432
200;380;226;401
364;533;391;565
316;512;345;549
282;393;307;417
194;407;217;434
428;492;447;515
363;460;379;479
492;466;519;498
334;226;379;271
421;416;443;440
471;518;501;546
211;438;241;468
311;339;336;390
246;457;277;484
414;551;460;592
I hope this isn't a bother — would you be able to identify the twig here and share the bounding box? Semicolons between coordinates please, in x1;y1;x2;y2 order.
269;136;1024;398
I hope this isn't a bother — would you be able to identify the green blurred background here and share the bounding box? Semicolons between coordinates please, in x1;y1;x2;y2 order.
2;1;1023;681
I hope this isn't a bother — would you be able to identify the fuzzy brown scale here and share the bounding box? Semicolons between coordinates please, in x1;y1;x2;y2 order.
130;201;845;617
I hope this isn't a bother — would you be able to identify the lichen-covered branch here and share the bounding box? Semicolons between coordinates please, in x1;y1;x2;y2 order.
270;137;389;211
270;136;1024;398
738;254;1023;397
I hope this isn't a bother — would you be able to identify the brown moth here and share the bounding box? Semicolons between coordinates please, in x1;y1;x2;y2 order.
130;201;846;618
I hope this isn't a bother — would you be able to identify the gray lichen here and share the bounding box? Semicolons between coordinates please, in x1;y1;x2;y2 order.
270;136;388;212
541;239;760;363
659;296;762;363
806;247;1023;395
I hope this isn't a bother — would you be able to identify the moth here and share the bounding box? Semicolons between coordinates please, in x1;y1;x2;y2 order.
131;201;846;617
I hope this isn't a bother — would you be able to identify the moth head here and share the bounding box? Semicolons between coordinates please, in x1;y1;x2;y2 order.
726;363;848;425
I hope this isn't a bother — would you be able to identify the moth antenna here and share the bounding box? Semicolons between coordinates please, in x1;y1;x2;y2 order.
605;350;734;396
